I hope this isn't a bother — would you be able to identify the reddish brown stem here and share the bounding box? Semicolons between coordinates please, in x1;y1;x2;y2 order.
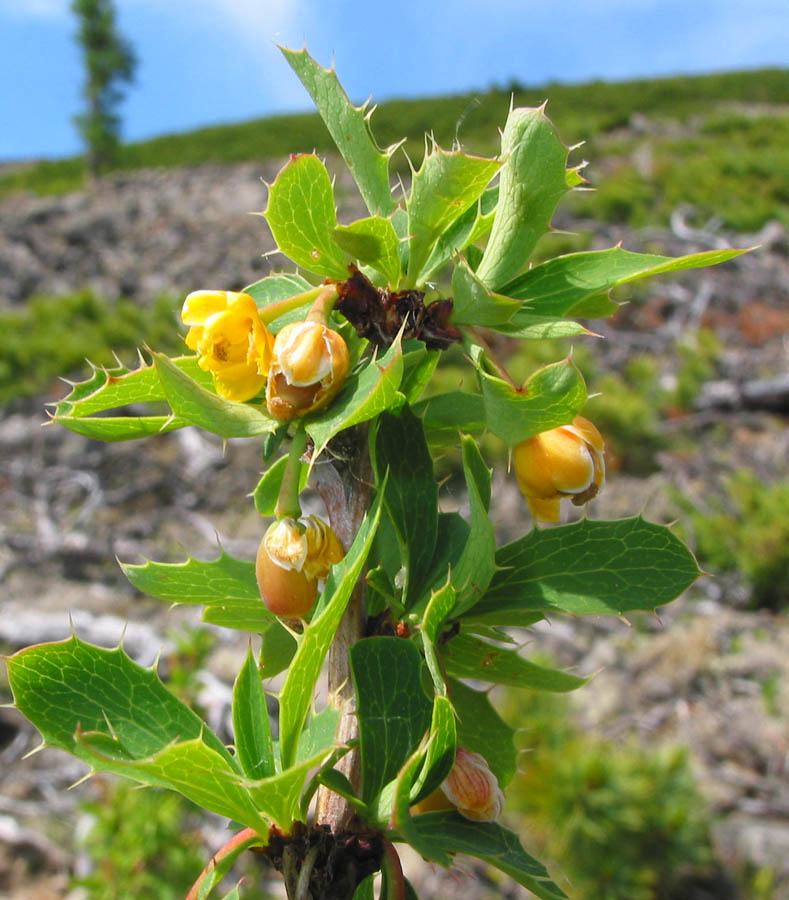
185;827;262;900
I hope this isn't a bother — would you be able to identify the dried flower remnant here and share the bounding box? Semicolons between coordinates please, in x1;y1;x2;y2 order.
181;290;273;402
336;266;461;350
513;415;605;524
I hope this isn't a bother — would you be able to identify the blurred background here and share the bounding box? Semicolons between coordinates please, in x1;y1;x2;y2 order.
1;1;788;898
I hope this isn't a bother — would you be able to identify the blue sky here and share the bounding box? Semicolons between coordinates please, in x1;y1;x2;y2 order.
2;0;788;161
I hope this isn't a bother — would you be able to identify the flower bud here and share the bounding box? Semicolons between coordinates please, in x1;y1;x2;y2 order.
266;320;350;421
440;748;505;822
255;515;344;618
512;415;605;524
182;290;274;402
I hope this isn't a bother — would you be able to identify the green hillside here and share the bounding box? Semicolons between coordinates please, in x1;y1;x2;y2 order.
3;67;788;231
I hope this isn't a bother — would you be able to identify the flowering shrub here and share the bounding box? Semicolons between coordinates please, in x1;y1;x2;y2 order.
4;48;745;900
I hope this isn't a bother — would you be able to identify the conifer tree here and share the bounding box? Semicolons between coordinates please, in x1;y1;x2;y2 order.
71;0;136;176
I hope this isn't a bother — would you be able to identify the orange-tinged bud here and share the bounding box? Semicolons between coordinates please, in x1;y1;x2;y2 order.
440;747;505;822
182;290;274;402
512;415;605;524
256;516;344;618
266;321;350;421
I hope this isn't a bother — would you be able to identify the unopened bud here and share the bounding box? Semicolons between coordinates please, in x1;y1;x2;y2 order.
182;290;273;402
512;415;605;524
441;747;505;822
266;321;350;421
256;515;344;618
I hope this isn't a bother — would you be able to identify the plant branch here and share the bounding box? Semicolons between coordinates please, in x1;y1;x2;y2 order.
312;425;374;831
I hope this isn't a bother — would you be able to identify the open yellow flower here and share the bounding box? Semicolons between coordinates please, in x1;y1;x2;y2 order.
182;290;274;402
513;415;605;524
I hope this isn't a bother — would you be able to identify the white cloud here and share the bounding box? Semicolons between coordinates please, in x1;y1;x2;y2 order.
0;0;69;19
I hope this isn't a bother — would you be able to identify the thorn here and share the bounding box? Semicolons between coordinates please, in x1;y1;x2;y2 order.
115;622;128;652
22;740;48;760
618;615;632;628
68;771;93;790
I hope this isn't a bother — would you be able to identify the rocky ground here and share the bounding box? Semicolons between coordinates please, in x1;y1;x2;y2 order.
1;161;788;899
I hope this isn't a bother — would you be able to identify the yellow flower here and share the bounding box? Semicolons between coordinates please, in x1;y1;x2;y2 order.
266;320;350;421
182;290;274;402
513;415;605;524
440;748;505;822
256;515;344;618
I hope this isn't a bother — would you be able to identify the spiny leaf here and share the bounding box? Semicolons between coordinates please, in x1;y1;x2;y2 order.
264;153;349;278
473;516;702;619
476;106;571;290
281;47;395;217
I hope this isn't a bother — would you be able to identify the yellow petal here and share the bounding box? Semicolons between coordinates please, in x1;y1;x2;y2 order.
181;290;229;325
527;496;561;523
213;366;266;402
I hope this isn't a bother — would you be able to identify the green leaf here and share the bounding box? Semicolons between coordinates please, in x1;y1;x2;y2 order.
494;313;594;340
4;637;275;830
473;516;702;619
473;350;586;446
372;406;438;606
306;336;404;458
410;695;456;804
421;185;498;282
281;47;395;217
243;272;317;332
498;246;750;317
260;620;298;678
233;645;275;780
54;415;188;442
476;106;571;290
411;812;569;900
412;390;486;446
449;436;496;616
442;633;587;692
152;352;278;438
333;216;401;286
53;356;210;418
391;752;451;867
449;679;516;788
252;455;309;517
50;356;212;442
121;551;274;633
417;512;470;603
451;258;521;327
79;733;269;832
353;875;376;900
244;271;314;307
351;637;432;803
406;145;501;284
420;579;456;694
264;153;348;279
245;750;331;830
278;492;384;768
400;340;439;404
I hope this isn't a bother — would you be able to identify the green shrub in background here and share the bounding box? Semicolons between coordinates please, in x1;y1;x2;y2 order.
0;292;182;405
504;691;721;900
72;780;209;900
675;471;789;610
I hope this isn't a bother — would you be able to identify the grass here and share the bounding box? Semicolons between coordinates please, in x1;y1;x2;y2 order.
3;67;788;231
